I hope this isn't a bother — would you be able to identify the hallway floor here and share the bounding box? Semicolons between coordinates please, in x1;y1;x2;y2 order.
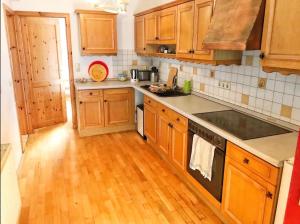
18;122;222;224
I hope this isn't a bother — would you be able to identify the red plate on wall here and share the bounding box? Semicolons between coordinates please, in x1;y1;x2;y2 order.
88;61;109;82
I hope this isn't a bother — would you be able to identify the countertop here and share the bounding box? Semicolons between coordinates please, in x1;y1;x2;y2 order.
1;144;11;171
75;80;299;167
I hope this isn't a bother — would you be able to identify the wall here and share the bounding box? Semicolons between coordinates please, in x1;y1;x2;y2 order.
1;1;23;167
153;51;300;126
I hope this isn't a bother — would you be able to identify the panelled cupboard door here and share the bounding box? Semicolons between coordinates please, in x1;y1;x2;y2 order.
144;104;157;143
176;1;195;59
157;6;177;44
193;0;214;60
261;0;300;74
157;114;171;156
222;158;276;224
21;17;67;129
170;123;187;172
145;12;158;43
135;16;145;53
79;13;117;55
79;98;104;129
104;89;133;127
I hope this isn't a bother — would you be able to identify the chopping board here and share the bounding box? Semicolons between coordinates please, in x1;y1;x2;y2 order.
167;67;178;88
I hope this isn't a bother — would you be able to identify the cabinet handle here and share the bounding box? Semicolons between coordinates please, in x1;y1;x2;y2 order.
82;47;86;50
162;109;165;112
259;52;265;59
80;101;83;104
155;37;159;40
89;92;93;96
243;158;250;164
266;191;273;199
143;47;146;51
191;49;195;54
148;100;151;103
104;100;107;102
168;123;173;128
176;118;180;122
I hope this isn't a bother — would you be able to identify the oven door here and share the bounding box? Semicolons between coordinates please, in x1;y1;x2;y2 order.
187;131;225;202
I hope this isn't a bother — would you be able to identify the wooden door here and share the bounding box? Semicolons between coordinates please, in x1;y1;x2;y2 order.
21;17;67;129
79;97;104;130
193;0;214;60
144;104;157;143
135;16;145;53
222;158;276;224
170;123;187;171
104;89;133;127
157;6;177;44
79;13;117;55
157;114;171;156
176;1;195;59
261;0;300;73
145;12;158;44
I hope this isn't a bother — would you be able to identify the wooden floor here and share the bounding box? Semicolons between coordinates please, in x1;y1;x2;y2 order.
18;121;222;224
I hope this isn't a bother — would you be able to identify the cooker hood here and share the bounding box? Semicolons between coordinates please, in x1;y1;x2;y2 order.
203;0;265;51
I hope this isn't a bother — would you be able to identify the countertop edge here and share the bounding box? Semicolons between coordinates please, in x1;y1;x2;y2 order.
75;82;299;167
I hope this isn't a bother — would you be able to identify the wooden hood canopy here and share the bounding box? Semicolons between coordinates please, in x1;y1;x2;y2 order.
203;0;265;51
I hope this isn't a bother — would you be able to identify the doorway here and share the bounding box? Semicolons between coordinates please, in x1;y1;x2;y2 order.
4;7;77;148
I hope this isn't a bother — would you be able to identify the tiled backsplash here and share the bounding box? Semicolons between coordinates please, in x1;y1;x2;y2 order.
151;51;300;126
111;49;152;76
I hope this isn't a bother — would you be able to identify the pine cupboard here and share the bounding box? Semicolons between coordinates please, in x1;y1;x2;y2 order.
260;0;300;74
221;142;280;224
77;88;134;136
76;10;117;55
135;16;146;54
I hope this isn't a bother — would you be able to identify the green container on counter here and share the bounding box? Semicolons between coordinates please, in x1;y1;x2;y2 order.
183;80;192;94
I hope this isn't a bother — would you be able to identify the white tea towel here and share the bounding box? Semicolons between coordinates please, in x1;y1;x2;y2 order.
189;134;216;181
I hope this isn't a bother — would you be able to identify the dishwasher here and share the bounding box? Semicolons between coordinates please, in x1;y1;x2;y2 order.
187;120;227;202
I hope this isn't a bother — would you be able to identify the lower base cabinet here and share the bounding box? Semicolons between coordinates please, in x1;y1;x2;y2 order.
144;96;188;172
222;142;279;224
77;88;134;136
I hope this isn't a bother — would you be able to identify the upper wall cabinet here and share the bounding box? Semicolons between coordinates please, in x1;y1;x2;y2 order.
135;16;146;54
177;0;242;65
76;10;117;55
260;0;300;74
144;7;177;44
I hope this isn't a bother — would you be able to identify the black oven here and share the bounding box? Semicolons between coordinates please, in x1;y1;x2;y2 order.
187;120;226;202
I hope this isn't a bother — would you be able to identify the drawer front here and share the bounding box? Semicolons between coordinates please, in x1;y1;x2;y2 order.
227;142;279;185
144;95;158;108
170;111;188;128
157;103;171;117
78;90;102;98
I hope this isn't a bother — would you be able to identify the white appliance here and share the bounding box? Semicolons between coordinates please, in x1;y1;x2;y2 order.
136;104;144;137
274;158;294;224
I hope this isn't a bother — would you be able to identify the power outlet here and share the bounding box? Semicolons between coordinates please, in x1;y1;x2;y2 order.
218;81;231;90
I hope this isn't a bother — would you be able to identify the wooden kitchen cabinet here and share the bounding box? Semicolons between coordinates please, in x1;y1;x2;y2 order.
145;12;158;44
144;104;158;143
261;0;300;74
104;88;134;127
78;90;104;130
157;6;177;44
222;142;279;224
76;10;117;55
77;88;134;136
157;114;171;156
135;16;146;54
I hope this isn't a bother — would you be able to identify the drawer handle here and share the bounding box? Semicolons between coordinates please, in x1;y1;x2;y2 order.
104;100;107;102
89;92;93;95
266;191;273;199
148;100;151;103
168;123;173;128
243;158;250;164
176;118;180;122
80;101;83;104
162;109;165;112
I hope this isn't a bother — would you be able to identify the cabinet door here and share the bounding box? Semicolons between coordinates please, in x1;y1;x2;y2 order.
261;0;300;73
145;12;158;43
193;0;214;60
176;1;195;59
79;97;104;130
170;123;187;171
104;89;133;127
144;104;157;143
157;114;171;156
157;6;177;44
135;16;146;53
222;158;276;224
79;13;117;55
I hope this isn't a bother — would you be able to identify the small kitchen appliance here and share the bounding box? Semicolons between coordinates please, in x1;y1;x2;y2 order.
150;67;159;83
130;69;139;82
136;104;145;138
138;70;151;81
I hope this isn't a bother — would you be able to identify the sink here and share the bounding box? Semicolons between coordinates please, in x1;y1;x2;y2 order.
140;85;190;97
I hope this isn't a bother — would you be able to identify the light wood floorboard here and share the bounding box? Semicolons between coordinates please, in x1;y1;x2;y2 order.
18;122;223;224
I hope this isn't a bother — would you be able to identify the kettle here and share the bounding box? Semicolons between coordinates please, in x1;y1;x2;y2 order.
150;67;159;83
130;69;139;82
